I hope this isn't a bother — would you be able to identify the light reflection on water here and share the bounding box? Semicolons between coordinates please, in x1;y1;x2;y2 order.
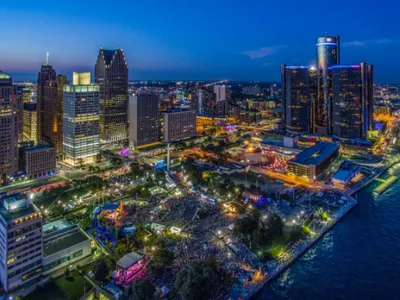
255;170;400;300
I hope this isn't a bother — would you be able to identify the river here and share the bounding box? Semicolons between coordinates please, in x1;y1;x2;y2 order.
255;164;400;300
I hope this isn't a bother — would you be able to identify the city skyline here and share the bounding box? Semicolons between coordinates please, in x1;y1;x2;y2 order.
1;0;400;82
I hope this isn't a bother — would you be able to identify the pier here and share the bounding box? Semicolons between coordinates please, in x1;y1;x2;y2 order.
374;176;398;195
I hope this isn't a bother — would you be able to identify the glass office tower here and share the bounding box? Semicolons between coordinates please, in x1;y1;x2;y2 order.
0;72;18;184
63;73;100;166
95;48;128;144
316;35;340;135
331;64;373;140
37;64;57;145
282;65;311;133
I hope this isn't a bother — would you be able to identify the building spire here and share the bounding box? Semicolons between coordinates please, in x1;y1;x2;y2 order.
46;51;49;65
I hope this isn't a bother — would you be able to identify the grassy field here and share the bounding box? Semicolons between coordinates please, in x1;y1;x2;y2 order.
25;271;91;300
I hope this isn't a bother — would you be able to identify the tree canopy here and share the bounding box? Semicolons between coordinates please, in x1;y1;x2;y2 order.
175;259;221;300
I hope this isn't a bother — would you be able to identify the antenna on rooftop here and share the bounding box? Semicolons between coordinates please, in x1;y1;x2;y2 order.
46;52;49;65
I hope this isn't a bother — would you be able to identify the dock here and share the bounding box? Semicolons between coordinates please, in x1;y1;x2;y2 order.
373;176;398;195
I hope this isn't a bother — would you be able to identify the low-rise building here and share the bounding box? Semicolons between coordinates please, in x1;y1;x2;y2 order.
287;142;339;181
42;220;92;274
20;144;56;179
0;193;43;292
163;109;196;143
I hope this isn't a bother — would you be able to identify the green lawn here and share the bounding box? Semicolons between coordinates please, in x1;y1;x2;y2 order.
26;271;91;300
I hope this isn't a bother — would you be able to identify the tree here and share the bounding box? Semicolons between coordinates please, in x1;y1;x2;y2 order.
114;242;130;260
175;259;221;300
131;279;155;300
77;158;85;168
148;248;174;277
93;259;110;282
49;205;64;217
153;248;174;266
265;213;284;240
234;214;259;237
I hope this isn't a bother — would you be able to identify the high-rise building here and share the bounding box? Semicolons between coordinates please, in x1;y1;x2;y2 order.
194;88;216;116
331;64;374;139
63;72;100;166
16;88;24;143
281;66;311;133
22;88;31;103
55;75;68;158
163;109;196;143
23;103;39;144
0;193;43;291
282;35;374;139
0;71;18;184
315;35;340;135
37;64;57;145
128;93;159;148
213;85;231;102
95;48;128;144
19;144;56;179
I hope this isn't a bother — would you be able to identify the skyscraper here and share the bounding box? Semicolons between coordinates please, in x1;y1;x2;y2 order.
331;64;374;139
281;65;311;133
128;93;159;148
315;35;340;135
213;85;231;102
23;103;39;144
95;48;128;144
56;75;68;157
37;63;57;146
0;193;43;291
63;72;100;166
0;71;18;184
16;87;24;143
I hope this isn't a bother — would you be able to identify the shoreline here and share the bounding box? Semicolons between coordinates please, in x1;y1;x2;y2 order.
243;161;400;299
244;197;357;299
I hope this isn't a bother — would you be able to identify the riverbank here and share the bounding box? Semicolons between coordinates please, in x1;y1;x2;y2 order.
238;196;357;300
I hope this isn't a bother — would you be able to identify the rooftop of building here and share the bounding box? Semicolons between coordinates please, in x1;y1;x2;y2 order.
101;49;117;64
0;71;11;79
43;220;71;234
23;102;37;111
0;193;38;222
43;229;89;257
163;108;195;114
117;252;144;269
24;144;54;152
288;142;339;166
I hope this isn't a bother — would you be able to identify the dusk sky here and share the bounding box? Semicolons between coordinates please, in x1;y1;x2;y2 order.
1;0;399;82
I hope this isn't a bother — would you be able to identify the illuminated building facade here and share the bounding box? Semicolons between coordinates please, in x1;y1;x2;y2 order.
315;36;340;135
0;193;43;291
16;88;24;143
331;64;374;139
163;109;196;143
55;75;68;158
23;103;38;144
128;93;159;147
281;66;311;133
287;142;339;181
37;64;57;146
282;35;374;139
95;48;128;144
0;71;18;184
22;88;31;103
20;145;56;179
63;73;100;166
194;87;216;115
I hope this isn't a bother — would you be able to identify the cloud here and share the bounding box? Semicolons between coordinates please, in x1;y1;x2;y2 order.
261;62;275;67
243;45;287;59
343;38;400;48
